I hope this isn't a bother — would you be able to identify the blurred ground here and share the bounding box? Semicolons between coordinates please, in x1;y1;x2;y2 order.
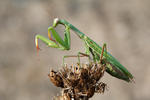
0;0;150;100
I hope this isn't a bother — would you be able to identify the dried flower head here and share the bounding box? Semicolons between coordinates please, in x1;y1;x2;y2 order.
49;63;108;100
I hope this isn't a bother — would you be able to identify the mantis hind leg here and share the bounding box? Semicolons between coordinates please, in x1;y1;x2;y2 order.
100;43;107;63
98;43;107;72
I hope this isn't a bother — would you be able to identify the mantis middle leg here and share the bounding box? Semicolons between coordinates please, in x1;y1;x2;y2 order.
63;52;91;65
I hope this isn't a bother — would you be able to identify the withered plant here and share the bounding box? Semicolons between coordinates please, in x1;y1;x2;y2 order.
48;63;108;100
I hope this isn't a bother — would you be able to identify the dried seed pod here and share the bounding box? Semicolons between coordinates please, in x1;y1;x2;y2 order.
95;82;107;93
53;92;71;100
82;86;95;98
48;70;64;88
92;65;105;83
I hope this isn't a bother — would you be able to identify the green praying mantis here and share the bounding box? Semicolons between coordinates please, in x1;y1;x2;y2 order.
35;18;134;82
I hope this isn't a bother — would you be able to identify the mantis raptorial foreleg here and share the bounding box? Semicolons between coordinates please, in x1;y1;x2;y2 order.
35;25;70;51
35;34;58;51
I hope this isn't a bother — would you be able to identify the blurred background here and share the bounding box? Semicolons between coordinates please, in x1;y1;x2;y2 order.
0;0;150;100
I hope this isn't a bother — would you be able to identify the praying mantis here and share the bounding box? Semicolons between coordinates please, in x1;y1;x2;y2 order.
35;18;134;82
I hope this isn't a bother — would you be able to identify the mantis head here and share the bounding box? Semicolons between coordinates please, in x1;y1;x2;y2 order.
53;18;59;27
